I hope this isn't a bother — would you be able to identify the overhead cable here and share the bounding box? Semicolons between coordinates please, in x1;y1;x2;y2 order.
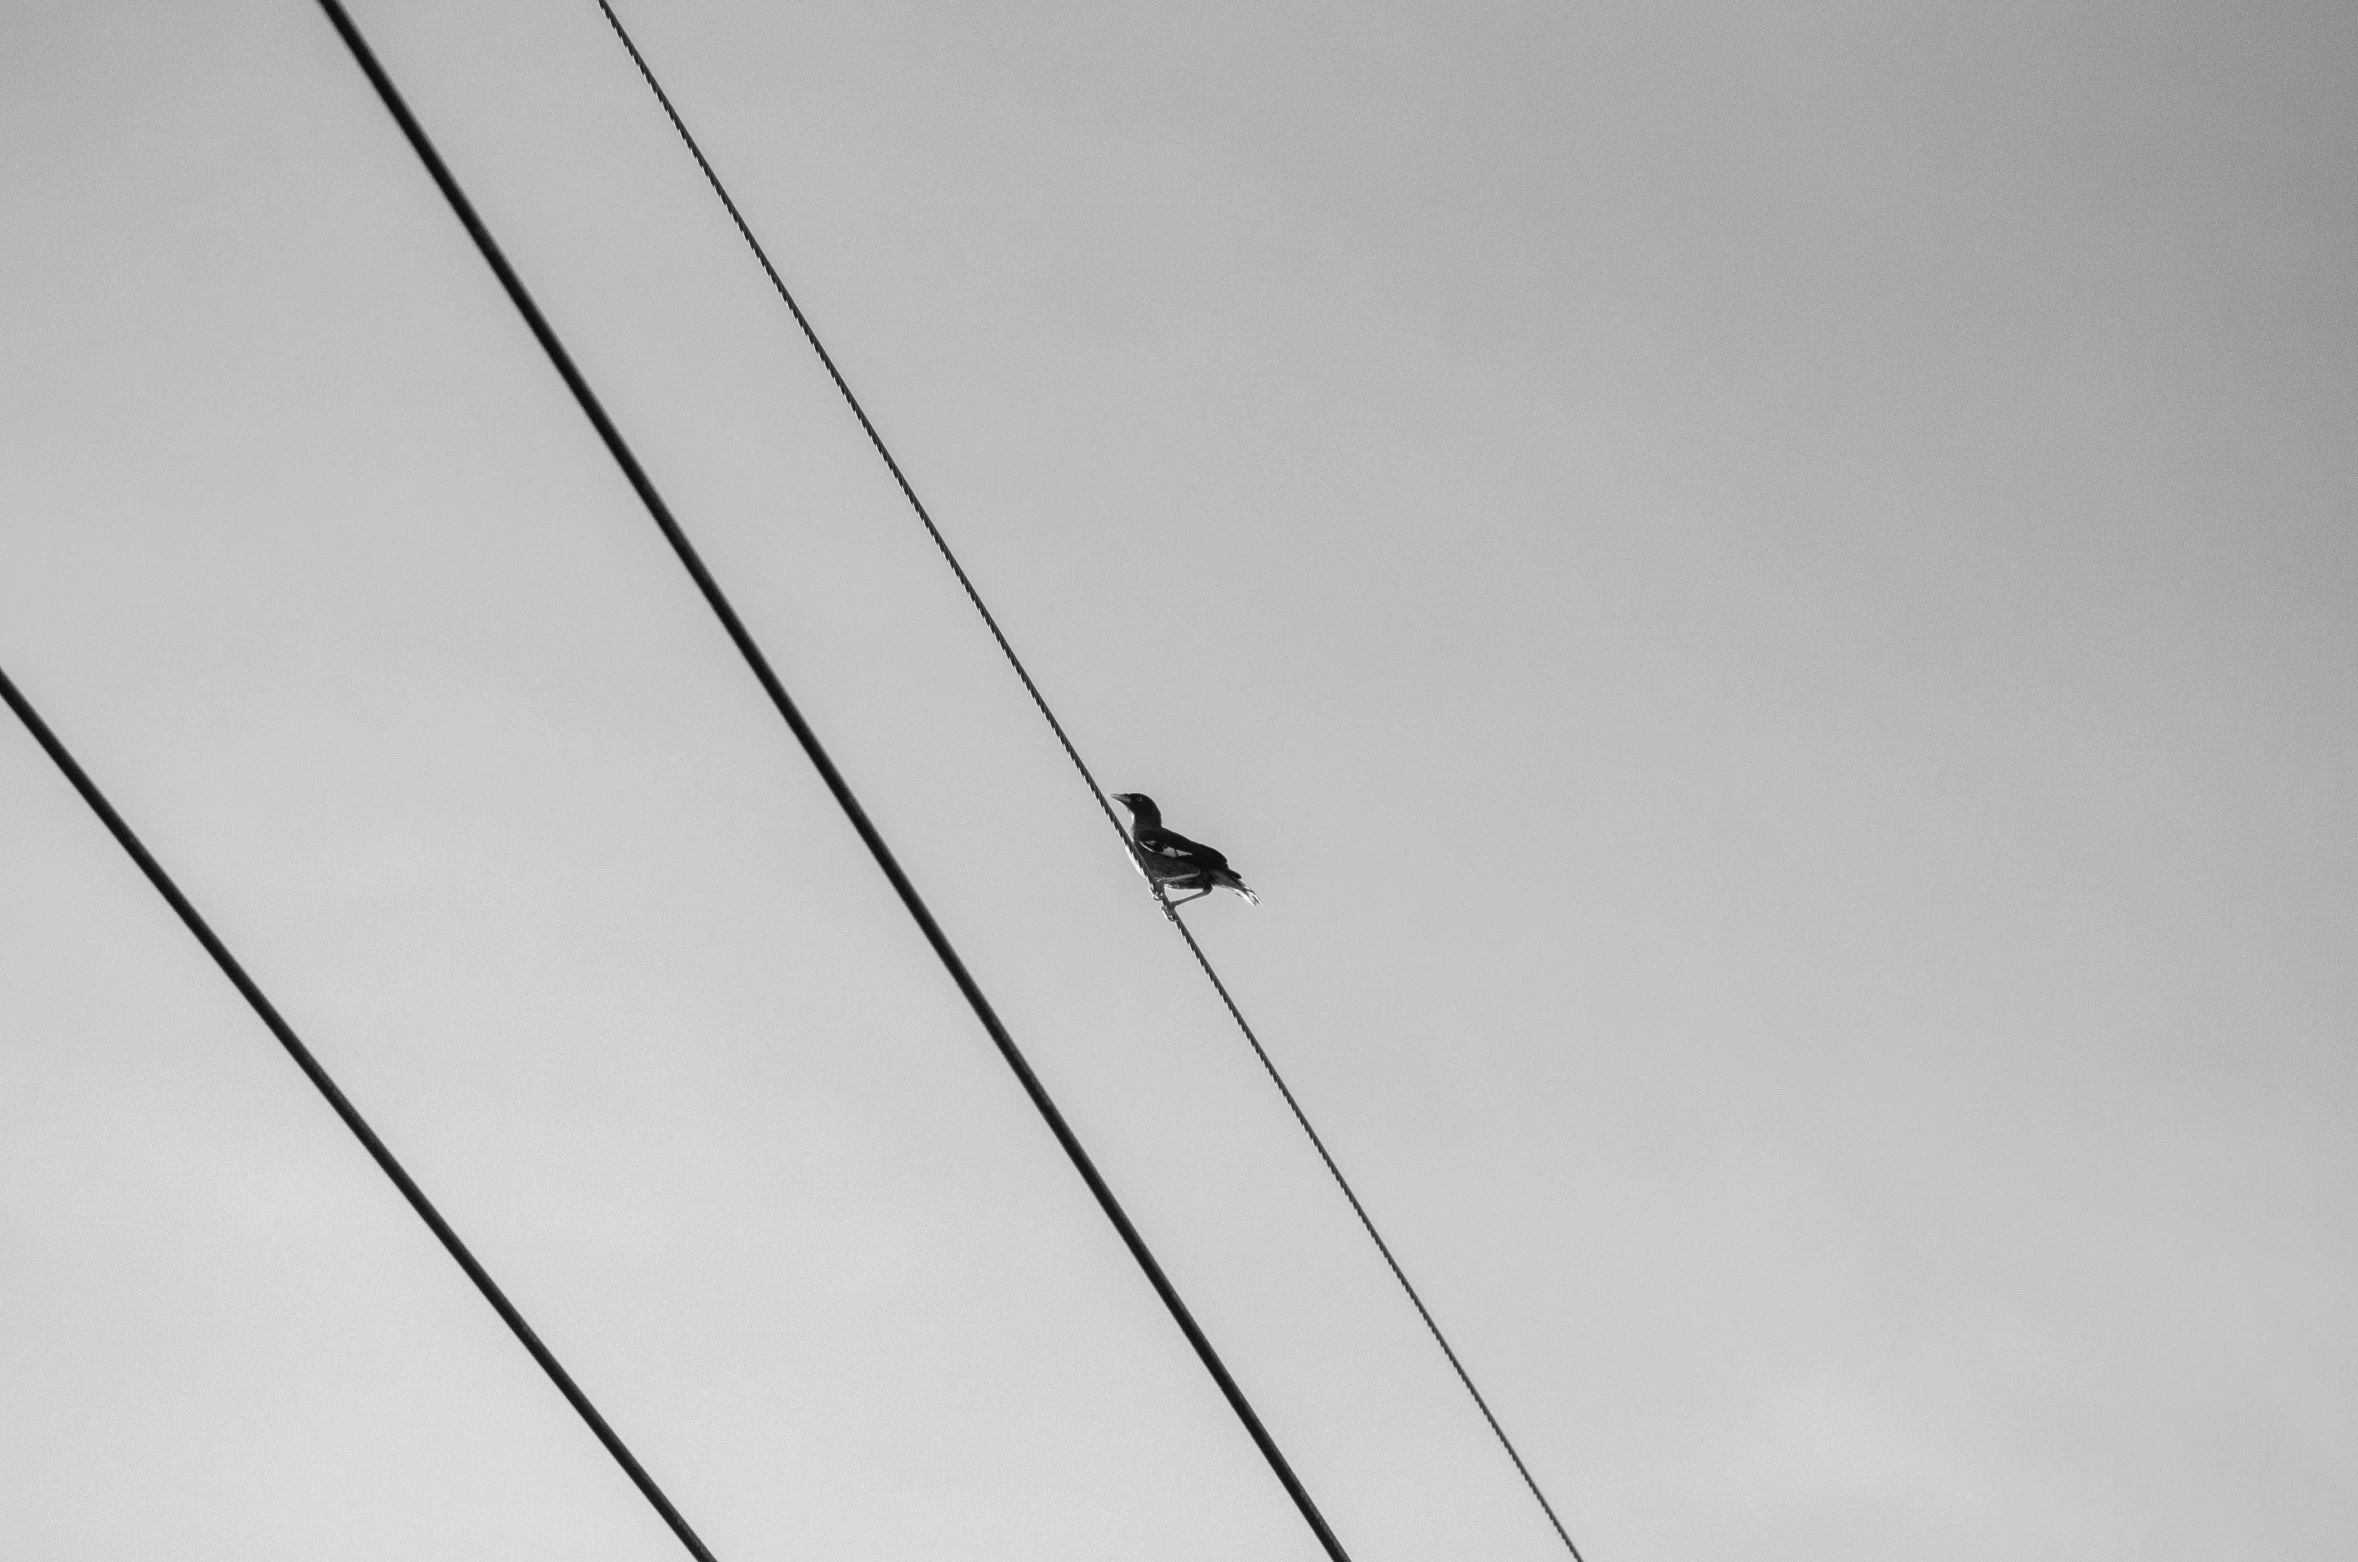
586;0;1131;848
310;4;1353;1559
0;661;724;1562
585;6;1589;1557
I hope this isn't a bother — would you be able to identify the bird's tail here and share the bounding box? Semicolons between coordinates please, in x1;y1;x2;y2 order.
1216;871;1259;905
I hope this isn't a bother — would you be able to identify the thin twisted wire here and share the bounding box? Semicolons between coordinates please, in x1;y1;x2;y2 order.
591;0;1131;860
1160;905;1588;1562
585;6;1587;1556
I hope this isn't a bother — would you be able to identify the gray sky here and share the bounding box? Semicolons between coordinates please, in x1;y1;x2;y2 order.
4;1;2353;1557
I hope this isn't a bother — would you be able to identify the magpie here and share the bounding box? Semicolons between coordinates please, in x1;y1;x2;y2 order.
1113;793;1259;906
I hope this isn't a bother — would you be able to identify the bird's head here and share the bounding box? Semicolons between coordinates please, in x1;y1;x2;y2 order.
1113;792;1156;817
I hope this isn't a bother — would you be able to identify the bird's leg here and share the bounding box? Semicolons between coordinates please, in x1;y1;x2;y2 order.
1162;885;1213;907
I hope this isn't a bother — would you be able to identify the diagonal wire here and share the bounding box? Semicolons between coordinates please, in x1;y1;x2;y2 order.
0;660;724;1562
1161;910;1590;1562
311;4;1352;1558
588;0;1131;857
582;5;1589;1558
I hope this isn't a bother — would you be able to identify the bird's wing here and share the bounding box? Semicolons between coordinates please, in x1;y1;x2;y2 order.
1159;830;1234;872
1131;824;1189;856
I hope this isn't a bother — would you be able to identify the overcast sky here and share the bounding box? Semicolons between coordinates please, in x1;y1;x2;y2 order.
4;1;2354;1558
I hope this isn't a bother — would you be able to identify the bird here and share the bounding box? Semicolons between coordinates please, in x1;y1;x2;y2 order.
1113;792;1258;906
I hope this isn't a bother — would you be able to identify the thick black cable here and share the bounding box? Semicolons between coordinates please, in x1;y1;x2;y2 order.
310;5;1352;1558
581;7;1589;1558
0;661;723;1562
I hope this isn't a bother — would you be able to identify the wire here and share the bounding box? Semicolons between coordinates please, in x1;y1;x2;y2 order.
585;0;1134;851
310;4;1353;1559
0;660;724;1562
1163;914;1590;1561
583;6;1590;1558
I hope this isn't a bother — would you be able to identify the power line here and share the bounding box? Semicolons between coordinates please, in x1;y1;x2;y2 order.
0;660;724;1562
309;4;1353;1559
584;0;1133;851
582;6;1590;1557
1163;916;1591;1562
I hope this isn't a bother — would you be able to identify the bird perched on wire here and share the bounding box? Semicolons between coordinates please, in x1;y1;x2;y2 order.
1113;793;1259;906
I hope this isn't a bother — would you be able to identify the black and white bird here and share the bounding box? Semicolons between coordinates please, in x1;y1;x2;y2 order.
1113;792;1259;906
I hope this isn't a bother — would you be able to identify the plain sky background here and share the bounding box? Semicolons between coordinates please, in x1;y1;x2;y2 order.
3;1;2353;1558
